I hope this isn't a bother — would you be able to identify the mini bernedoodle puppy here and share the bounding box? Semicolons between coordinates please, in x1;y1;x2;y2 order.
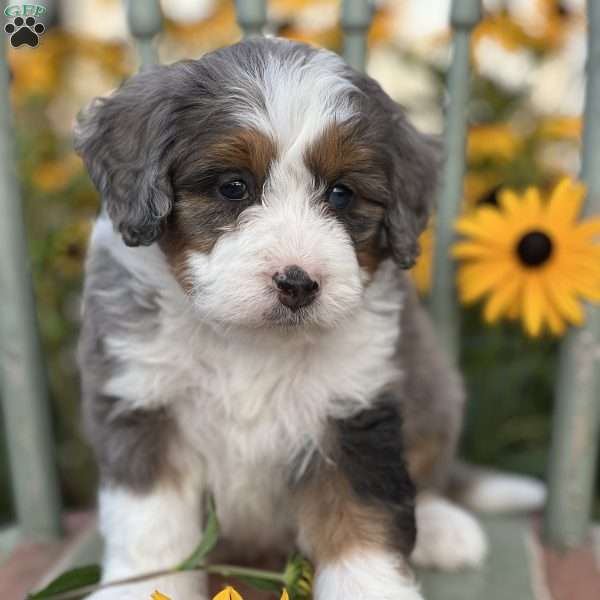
75;37;543;600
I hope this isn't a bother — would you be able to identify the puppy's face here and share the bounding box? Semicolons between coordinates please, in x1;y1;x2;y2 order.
75;39;438;329
162;119;392;329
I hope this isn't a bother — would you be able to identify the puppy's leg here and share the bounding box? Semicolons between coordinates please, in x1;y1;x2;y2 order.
295;401;423;600
81;393;206;599
411;492;487;571
88;479;206;600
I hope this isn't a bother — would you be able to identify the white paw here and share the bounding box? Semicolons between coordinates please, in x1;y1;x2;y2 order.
314;550;425;600
457;472;546;514
411;494;487;571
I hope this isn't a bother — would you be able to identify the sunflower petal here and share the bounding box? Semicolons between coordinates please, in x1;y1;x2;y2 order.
557;265;600;301
455;209;510;245
452;242;499;259
574;217;600;239
522;277;545;337
523;187;543;219
483;276;522;323
546;178;587;224
545;276;584;326
213;587;244;600
457;261;513;303
498;189;523;216
543;292;567;336
507;297;521;320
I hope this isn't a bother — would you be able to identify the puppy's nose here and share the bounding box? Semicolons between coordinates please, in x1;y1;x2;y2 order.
273;265;319;311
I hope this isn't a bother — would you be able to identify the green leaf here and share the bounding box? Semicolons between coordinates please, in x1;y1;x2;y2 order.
177;498;220;570
28;564;102;599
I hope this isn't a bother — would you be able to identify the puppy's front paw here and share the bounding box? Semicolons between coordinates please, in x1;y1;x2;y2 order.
411;494;487;571
314;551;424;600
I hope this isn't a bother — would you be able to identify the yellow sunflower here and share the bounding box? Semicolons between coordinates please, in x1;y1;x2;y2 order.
411;224;434;295
452;178;600;337
212;587;290;600
467;124;522;164
536;116;582;142
463;172;506;212
213;587;244;600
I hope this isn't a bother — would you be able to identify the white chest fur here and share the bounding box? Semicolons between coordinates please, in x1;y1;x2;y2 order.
92;221;403;542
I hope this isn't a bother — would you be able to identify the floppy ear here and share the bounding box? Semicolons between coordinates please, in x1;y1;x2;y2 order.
350;72;441;269
74;66;177;247
385;117;441;269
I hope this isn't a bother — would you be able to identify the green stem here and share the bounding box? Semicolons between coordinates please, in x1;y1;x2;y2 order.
205;563;285;583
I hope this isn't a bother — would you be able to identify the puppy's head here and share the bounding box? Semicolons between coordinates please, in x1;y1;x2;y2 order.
75;38;439;329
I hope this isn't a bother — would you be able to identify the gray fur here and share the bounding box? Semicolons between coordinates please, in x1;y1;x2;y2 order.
78;247;177;491
346;69;441;269
74;37;438;269
77;37;459;503
73;39;324;247
395;276;464;490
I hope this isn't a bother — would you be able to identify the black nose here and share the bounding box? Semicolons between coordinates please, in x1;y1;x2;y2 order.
273;265;319;311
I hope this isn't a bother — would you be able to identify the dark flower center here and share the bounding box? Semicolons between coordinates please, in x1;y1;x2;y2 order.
516;231;553;267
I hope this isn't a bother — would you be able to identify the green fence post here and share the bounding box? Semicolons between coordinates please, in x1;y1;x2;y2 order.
0;39;62;540
235;0;267;37
430;0;482;361
544;0;600;549
341;0;373;72
125;0;163;69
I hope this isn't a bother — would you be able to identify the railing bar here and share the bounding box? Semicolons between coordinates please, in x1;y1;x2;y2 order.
544;0;600;549
235;0;267;38
430;0;482;360
0;37;62;540
341;0;373;72
125;0;163;69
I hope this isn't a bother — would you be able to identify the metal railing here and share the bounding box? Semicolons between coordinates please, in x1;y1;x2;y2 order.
0;24;61;543
0;0;598;555
430;0;481;360
544;0;600;548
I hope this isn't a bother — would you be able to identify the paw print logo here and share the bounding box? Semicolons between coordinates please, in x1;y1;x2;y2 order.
4;16;45;48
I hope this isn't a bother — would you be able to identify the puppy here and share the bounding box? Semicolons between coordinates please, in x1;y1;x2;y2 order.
75;37;486;599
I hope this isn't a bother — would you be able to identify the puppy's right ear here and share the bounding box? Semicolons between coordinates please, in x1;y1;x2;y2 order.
74;66;176;246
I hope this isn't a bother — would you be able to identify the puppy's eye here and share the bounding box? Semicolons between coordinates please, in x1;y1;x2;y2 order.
327;184;354;210
219;179;249;201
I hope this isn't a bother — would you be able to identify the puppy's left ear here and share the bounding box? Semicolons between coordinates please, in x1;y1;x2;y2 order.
352;73;441;269
385;120;441;269
74;66;177;247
